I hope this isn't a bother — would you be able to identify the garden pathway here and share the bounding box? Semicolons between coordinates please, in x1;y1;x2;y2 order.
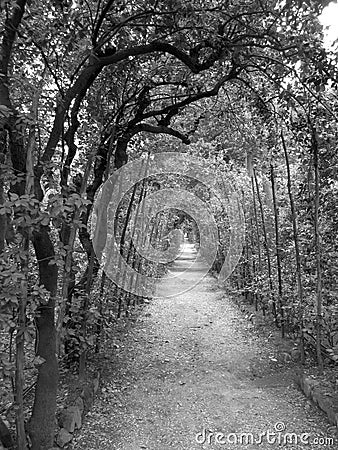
72;241;336;449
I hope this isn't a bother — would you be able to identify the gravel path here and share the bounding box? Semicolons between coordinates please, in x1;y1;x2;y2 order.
72;243;336;450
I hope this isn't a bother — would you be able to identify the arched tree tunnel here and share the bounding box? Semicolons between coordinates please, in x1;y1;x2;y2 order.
1;1;338;449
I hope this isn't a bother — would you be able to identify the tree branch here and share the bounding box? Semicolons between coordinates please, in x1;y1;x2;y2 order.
0;0;26;77
97;41;227;73
40;41;237;174
131;123;190;144
92;0;115;46
142;63;241;125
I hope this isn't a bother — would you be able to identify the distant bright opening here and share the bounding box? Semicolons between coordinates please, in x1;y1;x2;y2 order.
319;1;338;49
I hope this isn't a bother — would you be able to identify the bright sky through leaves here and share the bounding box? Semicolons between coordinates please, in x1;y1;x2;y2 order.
319;1;338;49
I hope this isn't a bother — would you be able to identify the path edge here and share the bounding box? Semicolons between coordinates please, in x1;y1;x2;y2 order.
295;372;338;428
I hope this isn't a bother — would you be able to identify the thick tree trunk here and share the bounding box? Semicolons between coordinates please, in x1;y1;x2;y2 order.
28;227;59;450
16;233;28;450
115;137;129;169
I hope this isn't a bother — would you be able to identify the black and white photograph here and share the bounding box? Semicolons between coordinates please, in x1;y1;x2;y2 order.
1;1;338;449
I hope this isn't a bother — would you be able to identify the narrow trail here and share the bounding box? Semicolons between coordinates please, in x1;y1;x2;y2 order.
73;242;336;450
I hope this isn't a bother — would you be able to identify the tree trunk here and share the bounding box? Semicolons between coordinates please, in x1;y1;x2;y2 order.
116;178;139;317
95;132;115;351
249;216;258;311
16;233;28;450
281;131;305;362
78;246;96;379
253;169;275;319
129;157;150;304
312;127;324;373
116;158;147;316
270;164;285;337
15;127;34;448
57;154;93;355
95;271;107;353
250;176;263;312
124;175;147;315
28;228;58;450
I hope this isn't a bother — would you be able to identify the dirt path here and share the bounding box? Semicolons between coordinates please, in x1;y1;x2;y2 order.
72;242;336;450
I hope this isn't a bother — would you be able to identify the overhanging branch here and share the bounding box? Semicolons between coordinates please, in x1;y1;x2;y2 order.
40;39;238;172
131;123;190;144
